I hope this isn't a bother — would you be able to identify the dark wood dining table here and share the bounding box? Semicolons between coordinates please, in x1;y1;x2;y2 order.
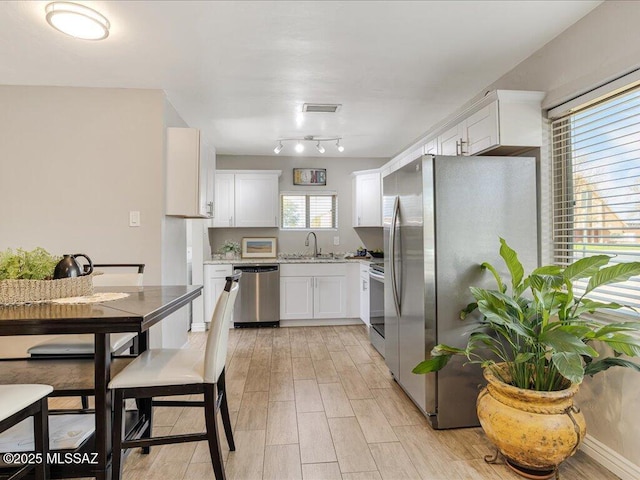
0;285;202;480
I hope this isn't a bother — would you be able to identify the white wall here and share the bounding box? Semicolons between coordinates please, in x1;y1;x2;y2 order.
209;154;386;256
460;1;640;471
0;86;190;348
0;86;165;276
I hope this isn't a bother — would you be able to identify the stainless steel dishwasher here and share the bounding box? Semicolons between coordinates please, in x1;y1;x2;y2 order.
232;264;280;327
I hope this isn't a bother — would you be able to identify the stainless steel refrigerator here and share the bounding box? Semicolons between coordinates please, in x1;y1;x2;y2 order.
383;155;538;429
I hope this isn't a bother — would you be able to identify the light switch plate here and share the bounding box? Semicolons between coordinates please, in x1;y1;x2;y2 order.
129;211;140;227
333;236;340;246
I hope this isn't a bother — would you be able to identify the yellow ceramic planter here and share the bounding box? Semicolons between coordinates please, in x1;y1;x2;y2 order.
477;365;586;477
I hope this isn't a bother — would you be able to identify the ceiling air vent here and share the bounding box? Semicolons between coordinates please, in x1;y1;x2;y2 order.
302;103;342;113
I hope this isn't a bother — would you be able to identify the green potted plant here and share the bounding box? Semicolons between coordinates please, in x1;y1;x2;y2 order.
0;247;60;281
0;248;93;305
219;240;240;259
413;238;640;478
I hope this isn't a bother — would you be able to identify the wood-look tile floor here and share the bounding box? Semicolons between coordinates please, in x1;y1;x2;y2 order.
52;325;619;480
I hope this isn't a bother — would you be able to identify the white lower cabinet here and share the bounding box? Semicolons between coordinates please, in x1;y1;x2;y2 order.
280;264;347;320
280;276;314;319
313;276;346;318
204;264;233;325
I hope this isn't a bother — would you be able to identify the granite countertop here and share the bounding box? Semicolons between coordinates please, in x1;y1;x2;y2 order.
204;257;374;265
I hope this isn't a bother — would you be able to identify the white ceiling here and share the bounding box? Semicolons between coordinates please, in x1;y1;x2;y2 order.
0;1;601;158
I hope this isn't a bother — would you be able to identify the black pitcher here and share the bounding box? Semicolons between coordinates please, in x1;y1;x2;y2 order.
53;254;93;279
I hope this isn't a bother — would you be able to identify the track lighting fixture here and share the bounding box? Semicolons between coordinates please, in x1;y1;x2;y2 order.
273;136;344;154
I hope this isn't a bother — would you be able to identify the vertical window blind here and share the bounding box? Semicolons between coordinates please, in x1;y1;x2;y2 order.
551;86;640;311
281;193;338;229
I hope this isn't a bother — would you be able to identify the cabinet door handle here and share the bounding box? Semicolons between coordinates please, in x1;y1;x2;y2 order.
358;216;361;226
207;201;214;217
455;139;460;155
275;216;278;226
460;139;467;155
229;216;233;227
362;279;367;291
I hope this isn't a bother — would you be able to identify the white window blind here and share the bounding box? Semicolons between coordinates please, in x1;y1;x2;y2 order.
281;193;337;229
551;86;640;311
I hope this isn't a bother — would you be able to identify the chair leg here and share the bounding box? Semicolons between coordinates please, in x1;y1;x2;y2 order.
139;397;153;454
218;369;235;451
111;389;125;480
81;396;89;409
204;384;226;480
33;398;49;480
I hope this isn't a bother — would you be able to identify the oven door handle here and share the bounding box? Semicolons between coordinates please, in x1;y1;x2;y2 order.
369;270;385;282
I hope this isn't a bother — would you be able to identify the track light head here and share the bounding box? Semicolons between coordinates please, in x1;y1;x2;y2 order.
316;142;325;154
336;139;345;152
295;142;304;153
274;141;283;154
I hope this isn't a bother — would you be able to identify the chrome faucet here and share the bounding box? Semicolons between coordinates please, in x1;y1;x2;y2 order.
305;231;319;257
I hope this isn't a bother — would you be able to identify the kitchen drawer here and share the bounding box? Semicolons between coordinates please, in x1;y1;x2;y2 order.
280;263;347;277
205;264;233;277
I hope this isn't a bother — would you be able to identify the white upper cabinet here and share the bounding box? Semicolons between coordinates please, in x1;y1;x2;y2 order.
235;173;280;227
166;127;215;218
211;173;235;227
423;137;438;155
438;100;499;156
437;122;463;156
383;90;545;174
352;170;382;227
210;170;281;228
464;101;499;155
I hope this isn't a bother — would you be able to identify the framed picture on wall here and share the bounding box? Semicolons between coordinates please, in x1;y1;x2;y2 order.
293;168;327;186
241;237;277;258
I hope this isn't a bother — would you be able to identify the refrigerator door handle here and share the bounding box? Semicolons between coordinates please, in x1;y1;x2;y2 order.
390;196;401;317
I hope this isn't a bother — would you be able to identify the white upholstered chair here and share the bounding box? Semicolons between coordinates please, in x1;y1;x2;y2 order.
108;271;241;480
0;384;52;480
28;264;145;358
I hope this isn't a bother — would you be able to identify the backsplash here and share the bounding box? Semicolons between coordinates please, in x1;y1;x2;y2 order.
208;227;382;258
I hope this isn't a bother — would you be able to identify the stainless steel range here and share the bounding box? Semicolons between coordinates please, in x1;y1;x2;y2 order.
368;262;385;356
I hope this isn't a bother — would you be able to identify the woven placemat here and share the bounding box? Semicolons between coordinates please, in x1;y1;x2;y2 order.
50;292;129;305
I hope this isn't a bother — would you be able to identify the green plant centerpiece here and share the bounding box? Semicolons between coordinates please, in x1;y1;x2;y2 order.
0;247;60;280
413;238;640;478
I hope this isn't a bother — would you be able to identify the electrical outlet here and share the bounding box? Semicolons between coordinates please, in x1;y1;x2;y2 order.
333;236;340;246
129;211;141;227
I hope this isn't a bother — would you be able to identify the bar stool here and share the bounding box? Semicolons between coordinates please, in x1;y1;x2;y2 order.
27;264;145;409
0;384;52;480
108;271;241;480
28;264;146;358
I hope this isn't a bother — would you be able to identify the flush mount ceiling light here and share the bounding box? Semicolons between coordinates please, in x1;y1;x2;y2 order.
274;136;344;155
45;2;110;40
